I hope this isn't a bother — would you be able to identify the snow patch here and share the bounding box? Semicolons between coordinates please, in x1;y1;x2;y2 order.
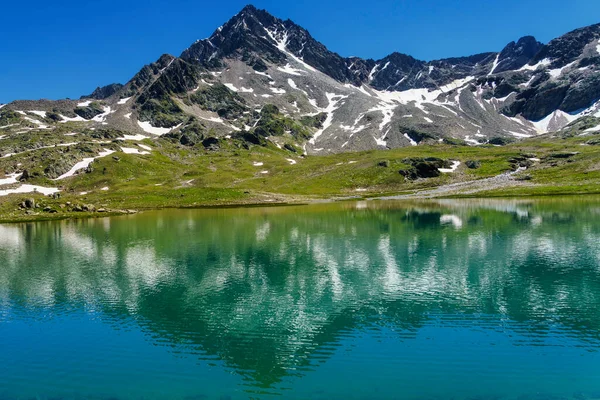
439;161;461;173
286;158;297;165
277;63;304;76
59;114;87;123
54;150;115;180
547;61;577;79
270;87;286;94
509;131;533;138
0;172;21;186
308;93;348;145
0;185;59;197
117;97;132;105
23;117;48;129
254;71;272;78
30;110;47;118
224;83;239;92
122;134;148;141
530;110;578;133
137;120;180;135
374;134;388;147
518;58;552;71
121;147;150;155
91;106;114;123
368;102;395;132
488;53;500;76
264;27;317;73
403;133;418;146
368;64;380;81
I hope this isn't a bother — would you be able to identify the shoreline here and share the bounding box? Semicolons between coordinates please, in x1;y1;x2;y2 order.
2;188;599;225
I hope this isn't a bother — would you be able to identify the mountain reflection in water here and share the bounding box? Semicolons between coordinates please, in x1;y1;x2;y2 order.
0;198;599;399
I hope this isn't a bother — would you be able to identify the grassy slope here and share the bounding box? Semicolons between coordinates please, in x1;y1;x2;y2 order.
0;131;599;223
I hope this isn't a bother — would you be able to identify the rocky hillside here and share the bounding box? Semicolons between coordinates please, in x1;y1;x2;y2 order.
0;5;599;171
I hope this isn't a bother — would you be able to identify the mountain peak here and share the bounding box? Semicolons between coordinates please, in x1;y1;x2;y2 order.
492;35;544;74
530;22;600;67
239;4;258;13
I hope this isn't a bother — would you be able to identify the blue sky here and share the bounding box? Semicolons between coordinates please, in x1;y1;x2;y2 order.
1;0;598;103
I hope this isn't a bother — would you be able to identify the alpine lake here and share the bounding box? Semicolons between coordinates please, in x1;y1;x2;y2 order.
1;197;600;400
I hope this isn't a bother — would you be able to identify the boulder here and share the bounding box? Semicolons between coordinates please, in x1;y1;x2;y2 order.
466;160;481;169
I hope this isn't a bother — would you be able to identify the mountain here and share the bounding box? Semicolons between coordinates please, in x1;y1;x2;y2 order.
1;5;600;158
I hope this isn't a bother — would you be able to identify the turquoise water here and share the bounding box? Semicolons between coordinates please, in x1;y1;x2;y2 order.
1;198;600;399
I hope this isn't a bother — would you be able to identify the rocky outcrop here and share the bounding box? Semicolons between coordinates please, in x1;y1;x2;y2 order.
493;36;544;73
81;83;124;100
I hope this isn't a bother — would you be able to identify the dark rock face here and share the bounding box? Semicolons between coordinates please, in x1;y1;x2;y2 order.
191;83;247;120
165;121;206;146
281;20;360;84
134;56;202;128
233;130;267;146
560;75;600;113
493;36;544;73
369;52;425;91
517;82;570;120
530;24;600;67
202;137;220;150
81;83;124;100
74;102;105;120
181;5;287;68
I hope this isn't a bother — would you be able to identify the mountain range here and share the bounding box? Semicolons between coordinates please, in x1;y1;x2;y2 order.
1;5;600;156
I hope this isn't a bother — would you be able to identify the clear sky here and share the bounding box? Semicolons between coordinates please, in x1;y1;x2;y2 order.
1;0;598;103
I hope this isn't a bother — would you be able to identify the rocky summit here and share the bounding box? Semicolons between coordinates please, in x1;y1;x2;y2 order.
1;5;600;159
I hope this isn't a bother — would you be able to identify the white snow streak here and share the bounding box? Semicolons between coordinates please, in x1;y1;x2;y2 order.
121;147;150;155
277;63;304;76
438;161;461;173
0;173;21;186
117;97;132;105
309;93;348;145
0;184;60;197
54;150;115;180
122;134;148;141
137;121;180;135
403;133;418;146
518;58;552;71
488;53;500;76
